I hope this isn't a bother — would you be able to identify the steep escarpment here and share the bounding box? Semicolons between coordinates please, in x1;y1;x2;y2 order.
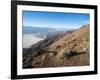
23;24;89;68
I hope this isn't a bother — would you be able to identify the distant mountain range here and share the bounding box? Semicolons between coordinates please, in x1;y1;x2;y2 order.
23;26;56;34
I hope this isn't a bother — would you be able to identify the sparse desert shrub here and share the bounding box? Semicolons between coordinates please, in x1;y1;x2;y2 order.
73;44;77;46
72;38;76;42
49;51;57;56
56;45;61;49
63;50;79;58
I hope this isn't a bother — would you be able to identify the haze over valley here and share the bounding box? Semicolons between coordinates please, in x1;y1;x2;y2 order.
23;26;70;48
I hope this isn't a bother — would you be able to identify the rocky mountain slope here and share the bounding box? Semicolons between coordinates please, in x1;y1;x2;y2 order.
23;24;89;68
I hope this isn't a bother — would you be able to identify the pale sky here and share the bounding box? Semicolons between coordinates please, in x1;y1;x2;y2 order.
23;11;89;29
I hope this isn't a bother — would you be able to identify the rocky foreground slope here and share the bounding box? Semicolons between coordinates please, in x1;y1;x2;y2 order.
23;24;89;68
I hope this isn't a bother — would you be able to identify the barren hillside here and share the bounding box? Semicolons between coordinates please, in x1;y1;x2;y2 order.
23;24;90;68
